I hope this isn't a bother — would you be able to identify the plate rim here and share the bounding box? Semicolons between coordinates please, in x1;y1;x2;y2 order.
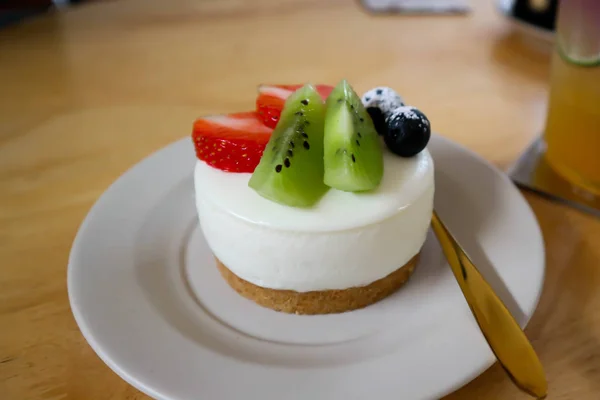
67;134;545;400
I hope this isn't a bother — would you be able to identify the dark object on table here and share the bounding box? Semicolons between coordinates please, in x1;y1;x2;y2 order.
503;0;558;32
0;0;52;28
0;0;91;28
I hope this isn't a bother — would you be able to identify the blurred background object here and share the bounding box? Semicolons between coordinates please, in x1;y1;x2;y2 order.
543;0;600;195
510;139;600;217
500;0;557;31
0;0;52;28
0;0;88;28
510;0;600;216
360;0;471;14
497;0;557;44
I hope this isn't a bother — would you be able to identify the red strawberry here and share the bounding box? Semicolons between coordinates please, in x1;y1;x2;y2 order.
192;112;272;173
256;84;334;128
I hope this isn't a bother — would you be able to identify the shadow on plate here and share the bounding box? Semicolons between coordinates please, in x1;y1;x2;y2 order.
434;161;528;326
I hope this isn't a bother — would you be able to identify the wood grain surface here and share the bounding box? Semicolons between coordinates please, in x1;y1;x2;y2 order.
1;0;599;399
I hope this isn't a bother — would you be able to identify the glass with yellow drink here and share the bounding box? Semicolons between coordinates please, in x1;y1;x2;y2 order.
544;0;600;195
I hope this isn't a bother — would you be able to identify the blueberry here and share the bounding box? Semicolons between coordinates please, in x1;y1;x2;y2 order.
384;106;431;157
361;87;404;136
366;107;388;136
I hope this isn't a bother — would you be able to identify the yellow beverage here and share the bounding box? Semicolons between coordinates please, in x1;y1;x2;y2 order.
543;0;600;195
544;53;600;194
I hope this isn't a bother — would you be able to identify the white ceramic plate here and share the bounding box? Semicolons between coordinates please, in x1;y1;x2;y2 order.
68;135;545;400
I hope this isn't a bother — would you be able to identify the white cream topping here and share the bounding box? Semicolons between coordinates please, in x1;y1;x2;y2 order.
194;149;435;291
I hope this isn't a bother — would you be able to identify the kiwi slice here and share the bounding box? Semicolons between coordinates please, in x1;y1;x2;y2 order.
249;84;329;207
324;80;384;192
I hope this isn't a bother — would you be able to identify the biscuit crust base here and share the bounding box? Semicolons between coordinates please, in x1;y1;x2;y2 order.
216;254;419;315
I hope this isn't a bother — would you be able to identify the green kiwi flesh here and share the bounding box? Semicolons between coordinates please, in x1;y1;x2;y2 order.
248;84;328;207
323;80;384;192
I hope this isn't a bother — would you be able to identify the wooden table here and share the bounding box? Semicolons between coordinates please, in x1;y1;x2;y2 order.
1;0;599;399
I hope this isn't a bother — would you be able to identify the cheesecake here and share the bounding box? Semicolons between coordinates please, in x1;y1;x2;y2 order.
191;81;434;314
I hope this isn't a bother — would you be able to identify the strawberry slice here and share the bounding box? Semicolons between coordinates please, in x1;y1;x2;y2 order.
192;112;272;173
256;84;334;128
